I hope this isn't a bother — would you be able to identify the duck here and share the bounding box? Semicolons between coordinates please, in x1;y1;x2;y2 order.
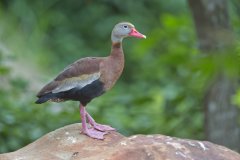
35;22;146;139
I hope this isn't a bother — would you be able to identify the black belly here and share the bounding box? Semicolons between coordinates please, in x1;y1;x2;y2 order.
36;79;105;106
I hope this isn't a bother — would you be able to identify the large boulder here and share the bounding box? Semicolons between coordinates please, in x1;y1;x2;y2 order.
0;123;239;160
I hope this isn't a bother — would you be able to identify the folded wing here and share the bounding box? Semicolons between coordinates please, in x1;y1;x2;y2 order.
36;57;104;104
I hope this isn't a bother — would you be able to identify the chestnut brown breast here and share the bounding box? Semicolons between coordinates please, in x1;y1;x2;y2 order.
100;42;124;90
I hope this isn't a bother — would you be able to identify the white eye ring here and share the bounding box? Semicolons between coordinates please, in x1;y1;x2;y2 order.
123;25;128;29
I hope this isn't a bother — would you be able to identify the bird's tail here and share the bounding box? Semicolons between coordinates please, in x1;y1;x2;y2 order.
35;97;49;104
35;93;55;104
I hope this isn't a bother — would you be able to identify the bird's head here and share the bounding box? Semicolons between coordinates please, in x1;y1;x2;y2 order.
111;22;146;43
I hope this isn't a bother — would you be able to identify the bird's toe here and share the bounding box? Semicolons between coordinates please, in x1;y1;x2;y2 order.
83;128;108;140
93;123;116;132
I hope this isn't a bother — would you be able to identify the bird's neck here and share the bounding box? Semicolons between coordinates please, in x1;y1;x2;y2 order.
109;41;124;72
110;42;123;58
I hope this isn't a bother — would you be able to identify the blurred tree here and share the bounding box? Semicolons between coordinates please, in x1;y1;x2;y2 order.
188;0;240;151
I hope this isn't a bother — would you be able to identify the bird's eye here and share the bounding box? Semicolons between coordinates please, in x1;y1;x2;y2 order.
123;25;128;29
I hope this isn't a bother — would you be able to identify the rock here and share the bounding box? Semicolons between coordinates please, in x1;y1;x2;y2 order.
0;123;239;160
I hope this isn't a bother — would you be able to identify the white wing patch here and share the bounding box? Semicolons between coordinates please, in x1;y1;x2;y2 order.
52;72;101;93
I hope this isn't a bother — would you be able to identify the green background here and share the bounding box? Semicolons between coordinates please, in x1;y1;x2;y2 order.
0;0;239;153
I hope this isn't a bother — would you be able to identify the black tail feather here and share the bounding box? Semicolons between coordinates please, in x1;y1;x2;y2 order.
35;93;55;104
35;97;49;104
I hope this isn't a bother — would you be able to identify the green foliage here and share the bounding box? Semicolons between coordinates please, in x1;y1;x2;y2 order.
0;55;79;152
0;0;239;153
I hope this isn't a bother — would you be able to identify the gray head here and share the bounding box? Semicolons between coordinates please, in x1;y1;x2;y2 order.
111;22;146;43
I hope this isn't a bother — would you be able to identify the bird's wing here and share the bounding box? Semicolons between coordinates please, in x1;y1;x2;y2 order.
37;57;103;97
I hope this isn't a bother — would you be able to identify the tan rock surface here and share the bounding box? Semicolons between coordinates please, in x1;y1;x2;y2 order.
0;123;239;160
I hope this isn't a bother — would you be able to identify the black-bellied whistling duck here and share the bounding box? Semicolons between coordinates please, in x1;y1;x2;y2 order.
35;22;146;139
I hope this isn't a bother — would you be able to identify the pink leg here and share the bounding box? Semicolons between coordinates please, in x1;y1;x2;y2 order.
80;104;107;140
86;112;115;132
